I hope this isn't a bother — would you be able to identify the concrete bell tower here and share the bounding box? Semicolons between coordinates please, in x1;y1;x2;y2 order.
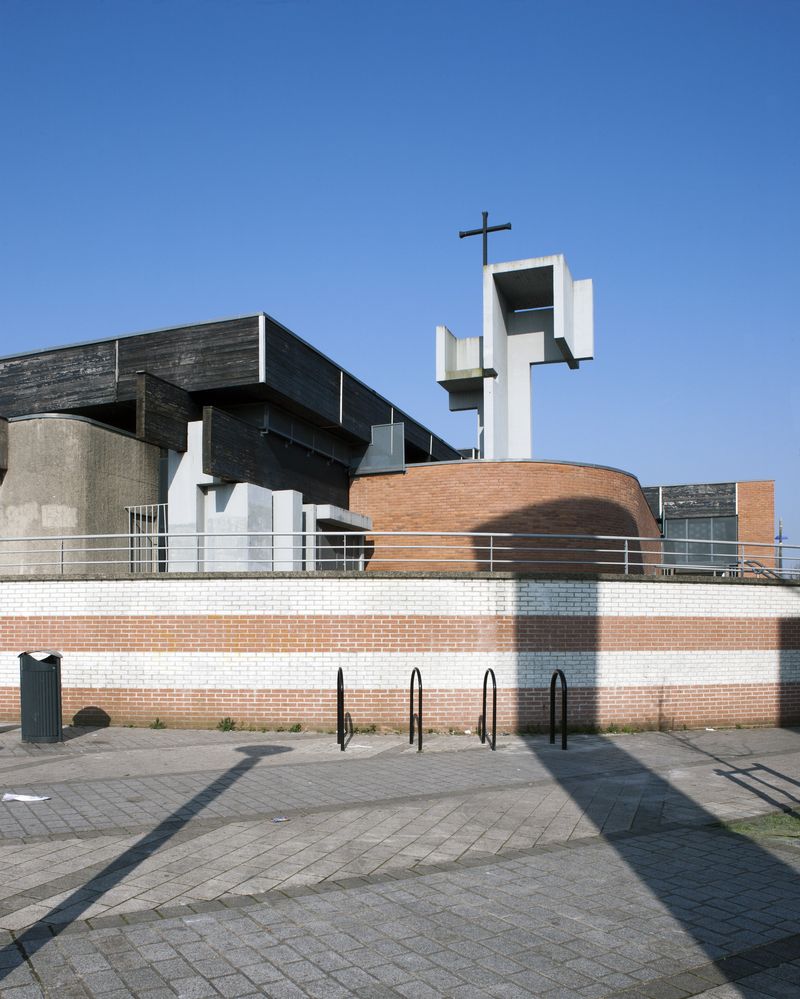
436;254;594;458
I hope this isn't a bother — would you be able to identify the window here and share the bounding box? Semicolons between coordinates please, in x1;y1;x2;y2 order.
663;516;737;570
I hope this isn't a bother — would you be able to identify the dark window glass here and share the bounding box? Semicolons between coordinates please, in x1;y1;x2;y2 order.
662;515;738;570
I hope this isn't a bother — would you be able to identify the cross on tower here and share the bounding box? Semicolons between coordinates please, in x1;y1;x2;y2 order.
458;211;512;266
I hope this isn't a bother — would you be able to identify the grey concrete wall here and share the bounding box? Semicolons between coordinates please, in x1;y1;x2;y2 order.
0;416;160;574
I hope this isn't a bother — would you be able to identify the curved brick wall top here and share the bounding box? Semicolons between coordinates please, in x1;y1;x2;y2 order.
349;460;661;572
351;460;660;536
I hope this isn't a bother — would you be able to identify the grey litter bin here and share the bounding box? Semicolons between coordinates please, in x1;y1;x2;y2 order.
19;651;63;743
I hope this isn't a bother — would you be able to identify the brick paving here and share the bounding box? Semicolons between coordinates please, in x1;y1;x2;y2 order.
1;724;800;996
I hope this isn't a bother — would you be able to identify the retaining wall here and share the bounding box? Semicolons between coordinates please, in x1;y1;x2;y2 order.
0;572;798;731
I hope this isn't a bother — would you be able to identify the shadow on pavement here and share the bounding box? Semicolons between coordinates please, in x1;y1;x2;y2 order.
0;743;290;983
507;564;800;991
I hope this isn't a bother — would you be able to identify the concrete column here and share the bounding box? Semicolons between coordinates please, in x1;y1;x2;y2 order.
273;490;303;570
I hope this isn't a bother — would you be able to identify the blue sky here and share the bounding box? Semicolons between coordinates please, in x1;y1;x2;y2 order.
1;0;798;549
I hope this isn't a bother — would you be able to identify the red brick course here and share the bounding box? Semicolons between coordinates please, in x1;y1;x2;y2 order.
0;615;798;651
2;683;798;731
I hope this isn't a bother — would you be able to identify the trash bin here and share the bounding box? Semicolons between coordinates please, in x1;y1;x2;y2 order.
18;651;63;743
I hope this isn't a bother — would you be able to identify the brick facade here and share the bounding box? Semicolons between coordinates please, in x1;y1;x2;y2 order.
0;573;798;732
738;480;776;566
349;460;660;572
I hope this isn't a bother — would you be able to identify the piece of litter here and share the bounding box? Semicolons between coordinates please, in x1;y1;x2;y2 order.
705;727;715;732
271;816;290;823
3;793;51;803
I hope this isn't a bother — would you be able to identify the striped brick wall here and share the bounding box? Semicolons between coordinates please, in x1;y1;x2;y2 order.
0;573;798;731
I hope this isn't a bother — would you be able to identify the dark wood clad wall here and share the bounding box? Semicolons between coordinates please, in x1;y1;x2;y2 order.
641;487;660;520
202;406;348;506
259;436;349;507
0;313;462;465
203;407;268;487
430;437;459;461
0;342;117;417
264;319;340;426
136;372;201;452
341;374;392;440
0;417;7;472
396;410;434;456
117;318;260;398
661;483;736;519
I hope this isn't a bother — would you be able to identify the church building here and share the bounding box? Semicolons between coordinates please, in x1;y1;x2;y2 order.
0;253;775;576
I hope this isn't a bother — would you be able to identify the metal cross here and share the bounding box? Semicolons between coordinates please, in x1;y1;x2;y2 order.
459;211;512;266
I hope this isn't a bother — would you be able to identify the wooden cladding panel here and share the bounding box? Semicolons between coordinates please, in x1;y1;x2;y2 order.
203;406;269;487
0;417;7;472
641;487;661;520
662;483;736;519
341;374;391;441
396;410;435;456
136;372;200;452
0;342;117;417
203;405;349;504
260;435;349;506
263;320;340;426
116;318;260;399
430;436;460;461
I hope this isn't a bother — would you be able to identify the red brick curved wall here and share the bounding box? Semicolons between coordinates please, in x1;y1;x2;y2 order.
349;460;661;573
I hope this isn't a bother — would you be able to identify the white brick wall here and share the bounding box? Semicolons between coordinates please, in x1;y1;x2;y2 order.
0;575;798;618
1;649;798;691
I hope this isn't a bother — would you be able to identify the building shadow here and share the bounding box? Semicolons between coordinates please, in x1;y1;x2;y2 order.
781;611;800;726
0;743;291;983
473;502;800;988
480;497;651;575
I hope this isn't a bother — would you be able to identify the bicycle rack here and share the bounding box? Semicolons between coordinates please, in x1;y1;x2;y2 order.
409;667;423;752
336;667;353;751
478;668;497;750
550;669;568;750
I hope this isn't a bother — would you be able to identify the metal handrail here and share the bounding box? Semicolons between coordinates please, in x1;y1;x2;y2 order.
0;529;796;578
550;669;568;751
479;668;497;751
409;667;422;753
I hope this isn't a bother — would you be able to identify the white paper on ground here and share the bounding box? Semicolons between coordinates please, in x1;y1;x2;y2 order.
2;793;51;803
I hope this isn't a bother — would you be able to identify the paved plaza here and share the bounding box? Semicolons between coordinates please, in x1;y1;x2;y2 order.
1;723;800;997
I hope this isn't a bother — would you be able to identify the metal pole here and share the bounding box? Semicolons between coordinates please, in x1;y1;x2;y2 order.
337;667;345;750
550;669;568;750
624;539;629;575
409;668;422;752
481;668;497;750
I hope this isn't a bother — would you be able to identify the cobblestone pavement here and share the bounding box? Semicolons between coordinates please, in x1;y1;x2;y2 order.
1;724;800;997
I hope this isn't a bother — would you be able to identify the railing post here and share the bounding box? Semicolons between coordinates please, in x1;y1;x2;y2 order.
480;668;497;750
489;534;494;572
624;539;629;575
409;667;422;752
337;667;345;751
549;669;568;750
